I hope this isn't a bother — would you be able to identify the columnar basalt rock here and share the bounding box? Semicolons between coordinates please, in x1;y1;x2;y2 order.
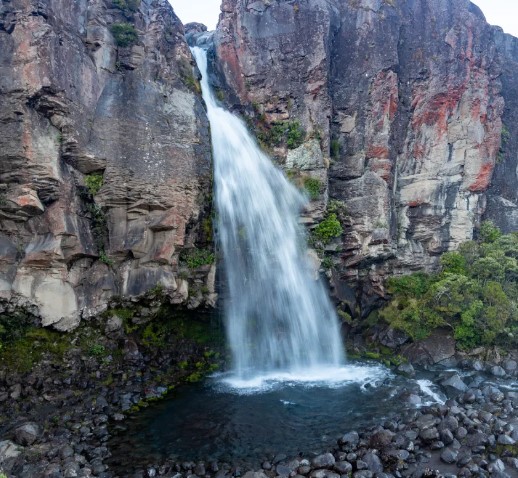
214;0;509;312
485;29;518;232
0;0;214;330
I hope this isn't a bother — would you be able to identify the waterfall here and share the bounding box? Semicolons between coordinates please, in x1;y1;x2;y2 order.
191;47;345;382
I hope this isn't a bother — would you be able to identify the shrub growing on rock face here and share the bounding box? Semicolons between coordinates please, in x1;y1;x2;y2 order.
180;248;215;269
113;0;141;12
380;226;518;349
259;120;306;150
111;22;138;47
84;172;103;196
303;177;322;200
312;213;343;244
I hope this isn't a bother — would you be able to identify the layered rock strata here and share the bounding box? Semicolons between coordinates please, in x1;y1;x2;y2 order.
0;0;214;330
213;0;509;313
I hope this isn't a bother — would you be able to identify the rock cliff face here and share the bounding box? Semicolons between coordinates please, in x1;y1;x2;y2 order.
485;29;518;232
213;0;513;313
0;0;214;330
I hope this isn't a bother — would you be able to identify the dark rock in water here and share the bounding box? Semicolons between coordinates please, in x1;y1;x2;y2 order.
396;363;415;377
276;464;291;476
340;432;359;447
472;360;485;372
503;360;517;373
14;422;40;446
406;394;422;405
273;454;287;464
311;453;335;468
441;374;468;394
377;327;410;349
491;366;507;377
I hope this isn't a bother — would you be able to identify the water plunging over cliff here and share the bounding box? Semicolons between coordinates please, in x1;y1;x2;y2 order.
191;48;346;383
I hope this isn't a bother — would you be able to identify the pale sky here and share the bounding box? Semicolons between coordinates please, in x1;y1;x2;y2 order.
169;0;518;38
471;0;518;37
169;0;220;30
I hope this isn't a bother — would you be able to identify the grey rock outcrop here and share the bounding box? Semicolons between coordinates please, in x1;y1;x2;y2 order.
213;0;509;312
0;0;214;329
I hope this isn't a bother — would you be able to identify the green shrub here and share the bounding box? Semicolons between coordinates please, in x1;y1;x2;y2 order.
85;172;103;196
113;0;141;12
380;225;518;349
111;22;138;47
99;250;113;266
479;220;502;243
180;248;215;269
89;344;106;357
303;177;322;200
286;120;305;149
259;120;305;149
313;213;343;244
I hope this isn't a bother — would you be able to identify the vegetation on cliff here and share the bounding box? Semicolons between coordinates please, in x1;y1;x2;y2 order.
111;22;139;47
381;222;518;349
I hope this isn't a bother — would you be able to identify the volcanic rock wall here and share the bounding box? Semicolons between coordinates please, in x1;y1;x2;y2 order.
213;0;512;312
0;0;214;330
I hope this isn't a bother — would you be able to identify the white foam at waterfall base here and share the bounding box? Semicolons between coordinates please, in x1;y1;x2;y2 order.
213;364;390;395
191;46;350;382
416;379;446;405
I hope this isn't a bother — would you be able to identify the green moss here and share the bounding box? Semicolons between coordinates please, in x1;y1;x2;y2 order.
303;177;323;200
111;22;138;47
331;139;340;158
0;326;71;373
186;371;203;382
215;89;225;102
312;213;343;244
180;248;215;269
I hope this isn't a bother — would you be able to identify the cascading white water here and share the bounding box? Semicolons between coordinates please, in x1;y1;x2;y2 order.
191;47;345;382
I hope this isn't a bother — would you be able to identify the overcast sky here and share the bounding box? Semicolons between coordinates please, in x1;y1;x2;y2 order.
169;0;518;38
169;0;220;30
471;0;518;37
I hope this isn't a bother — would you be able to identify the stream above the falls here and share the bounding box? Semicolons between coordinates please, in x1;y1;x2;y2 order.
107;361;447;470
